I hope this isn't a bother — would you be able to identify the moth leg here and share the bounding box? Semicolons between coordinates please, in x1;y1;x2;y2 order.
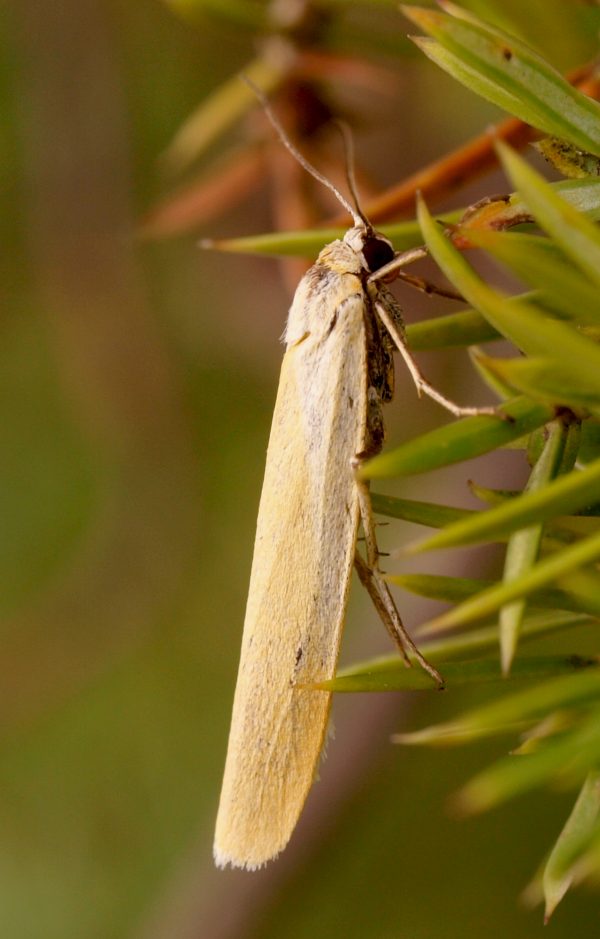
393;270;463;302
374;292;497;419
353;470;444;688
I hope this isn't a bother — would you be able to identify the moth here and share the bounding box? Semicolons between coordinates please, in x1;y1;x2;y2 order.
214;88;490;870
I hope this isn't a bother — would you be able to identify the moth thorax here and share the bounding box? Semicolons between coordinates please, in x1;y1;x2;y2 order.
343;226;395;274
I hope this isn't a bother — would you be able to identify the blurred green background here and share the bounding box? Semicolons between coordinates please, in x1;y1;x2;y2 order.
2;1;600;936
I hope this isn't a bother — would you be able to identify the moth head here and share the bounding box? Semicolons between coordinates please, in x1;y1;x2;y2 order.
344;227;395;274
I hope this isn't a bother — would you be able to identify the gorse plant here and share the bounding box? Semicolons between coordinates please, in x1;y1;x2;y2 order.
330;3;600;919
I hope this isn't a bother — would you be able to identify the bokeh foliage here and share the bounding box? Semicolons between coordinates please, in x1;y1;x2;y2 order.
4;0;600;937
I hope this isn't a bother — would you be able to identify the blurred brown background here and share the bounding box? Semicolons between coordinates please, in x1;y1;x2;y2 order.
2;1;600;936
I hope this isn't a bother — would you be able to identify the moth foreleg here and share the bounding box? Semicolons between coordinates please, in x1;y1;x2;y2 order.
374;292;496;419
353;473;444;688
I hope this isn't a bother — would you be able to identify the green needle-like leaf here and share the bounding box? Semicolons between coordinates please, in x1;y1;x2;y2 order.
371;493;474;528
206;178;600;259
543;772;600;921
398;665;600;746
317;654;593;694
361;396;552;479
419;527;600;633
402;4;600;153
418;193;600;387
418;610;592;660
203;217;457;258
471;231;600;327
483;356;600;413
389;572;599;618
500;419;573;675
544;179;600;220
411;458;600;553
390;572;495;601
406;309;500;350
497;142;600;289
397;665;600;751
458;704;600;813
328;612;593;687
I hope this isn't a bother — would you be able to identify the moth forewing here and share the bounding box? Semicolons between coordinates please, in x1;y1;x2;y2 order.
214;236;372;870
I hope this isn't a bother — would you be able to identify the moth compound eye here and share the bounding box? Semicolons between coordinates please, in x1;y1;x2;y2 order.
361;236;395;273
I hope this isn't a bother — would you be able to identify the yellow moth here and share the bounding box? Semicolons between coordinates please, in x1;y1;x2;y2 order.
214;89;489;871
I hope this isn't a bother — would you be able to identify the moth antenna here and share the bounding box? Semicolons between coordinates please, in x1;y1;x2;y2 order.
241;74;363;227
332;119;370;230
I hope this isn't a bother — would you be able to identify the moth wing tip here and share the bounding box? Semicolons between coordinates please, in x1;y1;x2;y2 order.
213;841;274;872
